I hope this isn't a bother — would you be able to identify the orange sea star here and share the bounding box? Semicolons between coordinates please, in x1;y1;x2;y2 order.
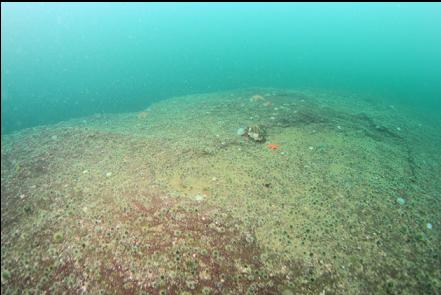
267;143;280;150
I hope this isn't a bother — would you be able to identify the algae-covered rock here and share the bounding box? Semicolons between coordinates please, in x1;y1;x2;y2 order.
53;232;64;243
1;270;11;284
245;124;266;142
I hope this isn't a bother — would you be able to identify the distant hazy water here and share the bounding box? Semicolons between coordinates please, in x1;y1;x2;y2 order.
1;3;441;134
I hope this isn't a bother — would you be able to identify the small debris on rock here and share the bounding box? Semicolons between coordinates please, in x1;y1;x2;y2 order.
396;197;406;205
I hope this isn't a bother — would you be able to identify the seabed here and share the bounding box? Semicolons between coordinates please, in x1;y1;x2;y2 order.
1;88;440;294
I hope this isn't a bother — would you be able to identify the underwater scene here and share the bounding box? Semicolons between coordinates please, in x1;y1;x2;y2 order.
1;3;440;295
